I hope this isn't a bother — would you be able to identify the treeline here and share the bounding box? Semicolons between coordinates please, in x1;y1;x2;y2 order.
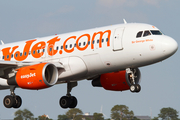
13;105;180;120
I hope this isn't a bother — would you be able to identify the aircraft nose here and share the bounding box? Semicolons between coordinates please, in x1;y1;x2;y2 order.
162;36;178;57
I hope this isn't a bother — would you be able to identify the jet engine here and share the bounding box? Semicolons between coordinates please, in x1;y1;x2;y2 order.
92;68;141;91
8;63;58;90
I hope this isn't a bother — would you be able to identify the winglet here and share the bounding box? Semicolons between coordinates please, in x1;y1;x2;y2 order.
123;19;127;24
1;40;4;45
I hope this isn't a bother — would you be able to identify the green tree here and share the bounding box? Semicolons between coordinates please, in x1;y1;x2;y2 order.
158;107;179;120
14;109;34;120
66;108;83;120
93;113;104;120
133;117;140;120
58;114;69;120
105;119;111;120
111;105;134;120
152;117;159;120
37;115;52;120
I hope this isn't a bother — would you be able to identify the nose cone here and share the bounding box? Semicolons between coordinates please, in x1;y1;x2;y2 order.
162;36;178;57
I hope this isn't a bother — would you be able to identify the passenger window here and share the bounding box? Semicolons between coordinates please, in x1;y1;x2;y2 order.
24;52;27;56
65;45;68;49
74;44;76;47
136;31;143;38
37;50;40;53
61;46;63;49
102;39;104;42
20;53;22;56
11;54;13;58
56;46;59;50
143;31;151;37
88;41;90;45
93;41;95;44
2;56;4;59
106;38;109;42
70;44;72;48
97;40;99;43
29;51;31;55
7;55;9;59
83;42;86;46
79;43;81;46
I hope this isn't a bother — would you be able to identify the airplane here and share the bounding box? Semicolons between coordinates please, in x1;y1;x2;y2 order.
0;21;178;109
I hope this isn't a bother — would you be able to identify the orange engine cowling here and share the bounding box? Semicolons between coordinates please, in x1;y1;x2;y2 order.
92;68;141;91
8;63;58;90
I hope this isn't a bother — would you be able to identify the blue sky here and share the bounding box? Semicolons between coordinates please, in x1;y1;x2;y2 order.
0;0;180;119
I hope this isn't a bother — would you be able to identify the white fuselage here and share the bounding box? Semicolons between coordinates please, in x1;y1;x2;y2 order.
0;23;178;83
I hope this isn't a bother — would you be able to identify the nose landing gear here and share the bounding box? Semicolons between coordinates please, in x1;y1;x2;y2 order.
126;68;141;93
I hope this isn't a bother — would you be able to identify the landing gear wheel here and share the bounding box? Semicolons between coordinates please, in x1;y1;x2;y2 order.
3;95;15;108
59;96;71;109
130;84;141;93
13;95;22;108
69;96;77;108
135;84;141;93
130;85;136;92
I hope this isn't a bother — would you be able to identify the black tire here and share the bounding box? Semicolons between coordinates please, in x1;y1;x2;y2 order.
130;84;136;92
3;95;15;108
69;96;77;108
135;84;141;93
13;95;22;108
59;96;70;109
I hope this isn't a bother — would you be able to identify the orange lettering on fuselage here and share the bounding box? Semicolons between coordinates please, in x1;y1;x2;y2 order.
76;34;90;51
47;36;60;56
31;41;46;58
14;40;36;61
63;36;76;53
91;30;111;49
1;30;111;61
1;46;19;61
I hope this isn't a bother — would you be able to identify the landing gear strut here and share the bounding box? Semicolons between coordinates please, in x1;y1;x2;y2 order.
59;82;78;109
3;86;22;108
126;68;141;93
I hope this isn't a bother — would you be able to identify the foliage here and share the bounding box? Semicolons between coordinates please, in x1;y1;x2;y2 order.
14;109;34;120
152;117;159;120
93;112;104;120
105;119;111;120
158;107;179;120
36;115;53;120
66;108;83;120
58;114;69;120
111;105;134;120
133;116;140;120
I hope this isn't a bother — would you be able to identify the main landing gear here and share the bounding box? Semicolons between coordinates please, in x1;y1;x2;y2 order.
59;82;78;109
126;68;141;93
3;86;22;108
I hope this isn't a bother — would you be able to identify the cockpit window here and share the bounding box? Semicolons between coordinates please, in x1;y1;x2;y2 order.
143;30;151;37
150;30;162;35
136;30;163;38
136;31;143;38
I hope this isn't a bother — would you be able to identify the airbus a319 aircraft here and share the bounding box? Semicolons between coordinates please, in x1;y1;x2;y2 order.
0;21;178;109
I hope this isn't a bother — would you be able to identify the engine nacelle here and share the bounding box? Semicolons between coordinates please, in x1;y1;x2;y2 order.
92;68;141;91
8;63;58;90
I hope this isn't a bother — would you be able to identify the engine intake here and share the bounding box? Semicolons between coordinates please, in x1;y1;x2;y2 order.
8;63;58;90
